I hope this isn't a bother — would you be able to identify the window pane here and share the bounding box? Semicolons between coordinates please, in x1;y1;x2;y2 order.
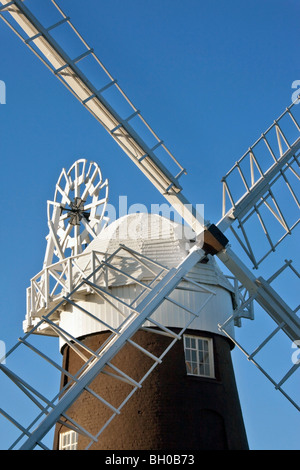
203;351;209;364
185;350;191;361
184;335;214;378
60;431;78;450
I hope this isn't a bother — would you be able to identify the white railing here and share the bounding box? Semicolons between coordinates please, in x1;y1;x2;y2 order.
27;250;108;316
26;244;170;319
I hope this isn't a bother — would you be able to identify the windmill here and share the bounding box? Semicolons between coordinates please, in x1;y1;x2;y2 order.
0;0;299;450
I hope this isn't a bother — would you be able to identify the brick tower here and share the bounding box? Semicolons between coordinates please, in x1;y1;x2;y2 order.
53;213;248;450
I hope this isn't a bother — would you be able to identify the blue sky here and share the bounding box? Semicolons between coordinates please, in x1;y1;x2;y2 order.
0;0;299;450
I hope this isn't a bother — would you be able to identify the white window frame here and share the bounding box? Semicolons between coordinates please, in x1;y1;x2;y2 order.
183;334;215;378
59;430;78;450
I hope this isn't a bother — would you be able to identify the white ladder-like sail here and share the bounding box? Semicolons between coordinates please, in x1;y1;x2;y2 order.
219;101;300;269
0;0;203;235
1;245;215;450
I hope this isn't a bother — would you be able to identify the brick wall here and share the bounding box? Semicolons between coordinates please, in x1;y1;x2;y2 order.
53;328;248;450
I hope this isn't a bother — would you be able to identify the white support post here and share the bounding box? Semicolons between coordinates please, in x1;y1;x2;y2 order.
67;257;73;294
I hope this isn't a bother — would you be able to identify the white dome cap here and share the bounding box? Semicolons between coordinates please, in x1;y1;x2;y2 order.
82;212;234;293
84;212;194;267
57;213;236;346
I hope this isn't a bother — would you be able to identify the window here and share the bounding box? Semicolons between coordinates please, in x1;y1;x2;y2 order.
183;335;215;378
59;430;78;450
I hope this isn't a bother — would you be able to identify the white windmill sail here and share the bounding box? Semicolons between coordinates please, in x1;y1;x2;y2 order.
2;239;216;450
